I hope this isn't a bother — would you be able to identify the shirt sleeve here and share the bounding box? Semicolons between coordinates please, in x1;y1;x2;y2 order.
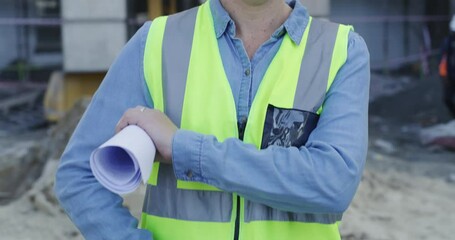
172;31;370;214
54;22;154;240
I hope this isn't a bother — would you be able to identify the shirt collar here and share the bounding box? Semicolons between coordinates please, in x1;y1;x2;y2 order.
210;0;231;38
209;0;310;45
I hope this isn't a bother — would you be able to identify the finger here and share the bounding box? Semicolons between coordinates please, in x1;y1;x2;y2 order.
115;116;128;133
155;152;170;164
115;108;135;133
115;119;123;133
135;105;147;113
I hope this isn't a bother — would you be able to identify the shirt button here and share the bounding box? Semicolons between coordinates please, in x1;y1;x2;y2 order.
245;69;251;76
186;170;193;178
239;116;247;124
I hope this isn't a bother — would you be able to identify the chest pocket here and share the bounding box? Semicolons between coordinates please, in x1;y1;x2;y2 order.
261;104;319;149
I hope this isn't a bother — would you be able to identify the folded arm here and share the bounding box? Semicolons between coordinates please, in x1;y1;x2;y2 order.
172;31;370;214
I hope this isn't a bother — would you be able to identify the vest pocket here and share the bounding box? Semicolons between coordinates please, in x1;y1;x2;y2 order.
261;104;319;149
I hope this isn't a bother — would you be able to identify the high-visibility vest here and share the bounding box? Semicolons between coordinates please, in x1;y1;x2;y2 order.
141;1;352;239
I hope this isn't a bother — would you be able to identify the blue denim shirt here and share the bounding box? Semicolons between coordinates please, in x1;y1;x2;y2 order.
54;0;370;239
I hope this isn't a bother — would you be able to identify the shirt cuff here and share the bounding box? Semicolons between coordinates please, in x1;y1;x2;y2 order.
172;129;206;182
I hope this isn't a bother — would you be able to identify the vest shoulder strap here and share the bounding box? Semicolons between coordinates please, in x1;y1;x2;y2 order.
296;18;352;114
144;7;199;127
144;9;353;117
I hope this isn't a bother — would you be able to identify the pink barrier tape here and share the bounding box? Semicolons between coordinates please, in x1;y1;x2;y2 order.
0;18;146;26
0;15;450;26
331;15;450;23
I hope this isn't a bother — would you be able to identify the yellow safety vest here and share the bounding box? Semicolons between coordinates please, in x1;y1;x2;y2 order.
141;1;352;239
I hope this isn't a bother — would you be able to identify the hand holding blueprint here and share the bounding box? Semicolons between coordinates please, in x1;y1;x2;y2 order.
90;125;156;194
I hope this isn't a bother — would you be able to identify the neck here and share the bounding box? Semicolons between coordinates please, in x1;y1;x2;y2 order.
220;0;291;59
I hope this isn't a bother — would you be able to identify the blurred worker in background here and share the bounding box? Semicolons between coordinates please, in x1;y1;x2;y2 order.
55;0;370;239
440;15;455;117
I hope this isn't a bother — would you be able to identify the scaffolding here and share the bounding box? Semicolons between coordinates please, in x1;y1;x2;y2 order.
0;0;61;85
0;1;452;84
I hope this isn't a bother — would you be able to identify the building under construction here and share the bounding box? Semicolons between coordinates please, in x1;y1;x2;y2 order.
0;1;455;240
1;0;454;77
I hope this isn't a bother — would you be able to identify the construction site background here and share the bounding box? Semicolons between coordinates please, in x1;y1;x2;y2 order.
1;1;455;239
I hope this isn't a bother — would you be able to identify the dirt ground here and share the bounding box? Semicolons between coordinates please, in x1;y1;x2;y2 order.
340;73;455;240
0;73;454;240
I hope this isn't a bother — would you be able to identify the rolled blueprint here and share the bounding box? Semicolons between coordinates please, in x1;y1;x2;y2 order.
90;125;156;194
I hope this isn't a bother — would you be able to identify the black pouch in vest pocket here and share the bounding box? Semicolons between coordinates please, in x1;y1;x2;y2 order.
261;104;319;149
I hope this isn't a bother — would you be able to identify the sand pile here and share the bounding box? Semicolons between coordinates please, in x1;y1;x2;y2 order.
0;98;91;240
341;168;455;240
0;98;146;240
0;159;83;240
1;73;455;240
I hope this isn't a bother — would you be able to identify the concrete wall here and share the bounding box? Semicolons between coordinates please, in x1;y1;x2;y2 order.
62;0;127;20
301;0;330;17
0;0;62;70
61;0;127;72
0;0;17;69
3;0;450;72
331;0;426;68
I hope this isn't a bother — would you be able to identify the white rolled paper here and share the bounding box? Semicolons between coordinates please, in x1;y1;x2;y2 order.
90;125;156;194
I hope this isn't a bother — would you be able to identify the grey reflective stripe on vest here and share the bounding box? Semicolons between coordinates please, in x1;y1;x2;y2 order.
244;200;342;224
143;8;234;222
143;164;233;222
294;19;340;112
162;7;198;127
246;19;343;224
143;10;343;225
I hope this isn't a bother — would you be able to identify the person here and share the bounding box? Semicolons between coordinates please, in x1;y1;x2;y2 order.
54;0;370;239
440;15;455;117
